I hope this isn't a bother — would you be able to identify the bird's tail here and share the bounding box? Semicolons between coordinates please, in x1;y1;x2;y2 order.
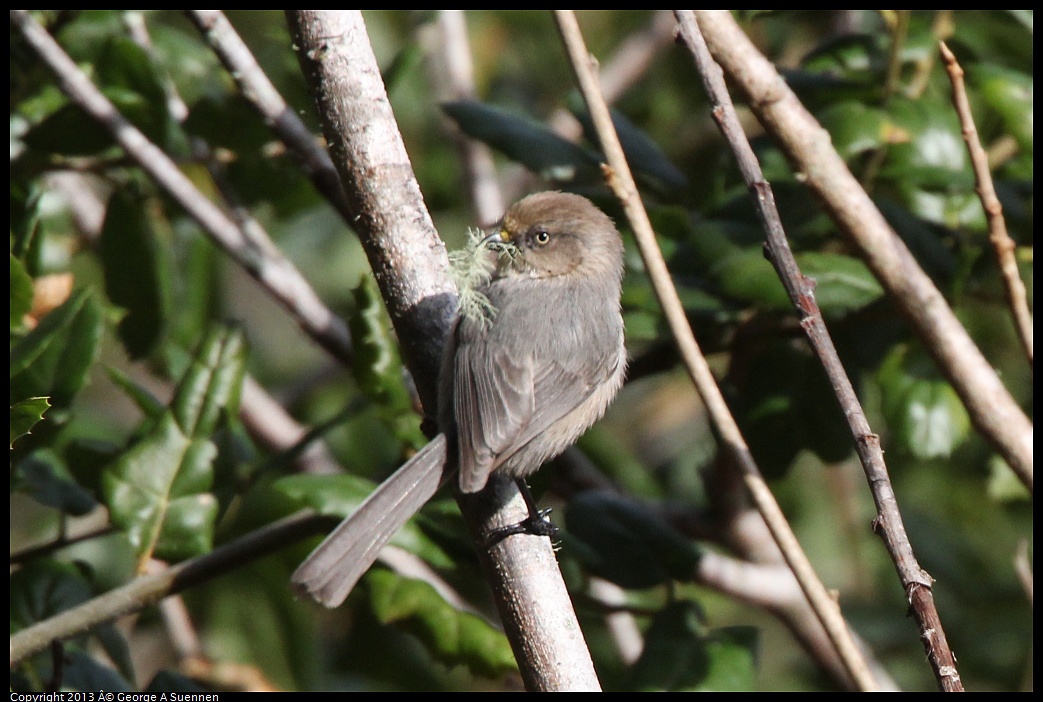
291;433;452;607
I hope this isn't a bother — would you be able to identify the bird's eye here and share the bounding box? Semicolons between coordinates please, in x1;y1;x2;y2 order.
533;230;551;246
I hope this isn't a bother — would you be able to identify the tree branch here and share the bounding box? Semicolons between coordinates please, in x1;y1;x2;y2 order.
675;11;962;691
10;511;331;666
10;9;353;367
691;10;1032;494
939;40;1032;367
285;10;600;691
185;10;358;228
553;9;880;692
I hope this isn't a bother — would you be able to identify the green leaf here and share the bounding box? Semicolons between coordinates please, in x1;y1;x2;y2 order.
795;251;884;317
348;275;425;447
801;33;885;76
94;37;174;149
885;98;968;180
10;560;94;633
170;326;247;438
986;455;1031;502
570;96;688;196
630;601;758;691
99;188;169;359
816;102;891;159
711;248;790;310
9;287;104;408
899;380;971;459
875;198;957;286
442;100;602;184
878;346;971;459
275;472;385;516
366;568;518;678
565;491;700;589
15;449;98;516
183;94;272;154
796;361;855;465
735;341;806;478
10;396;49;448
105;366;165;419
102;413;219;561
971;64;1033;152
10;254;34;329
382;43;424;95
103;326;246;562
21;37;175;156
880;98;985;229
144;671;213;694
21;102;119;156
60;651;134;694
10;181;42;263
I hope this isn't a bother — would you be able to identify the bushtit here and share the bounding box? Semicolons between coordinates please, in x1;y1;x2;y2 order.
292;191;626;607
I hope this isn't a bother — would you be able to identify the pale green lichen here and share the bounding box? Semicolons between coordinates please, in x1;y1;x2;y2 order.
448;228;518;330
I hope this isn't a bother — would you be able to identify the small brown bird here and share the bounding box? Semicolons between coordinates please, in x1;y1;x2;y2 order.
292;192;627;607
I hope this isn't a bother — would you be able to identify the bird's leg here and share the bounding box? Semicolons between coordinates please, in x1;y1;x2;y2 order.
486;478;559;545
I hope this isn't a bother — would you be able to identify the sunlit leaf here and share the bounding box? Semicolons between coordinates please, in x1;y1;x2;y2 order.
796;251;884;317
275;473;454;570
10;396;49;448
711;248;789;310
878;345;971;459
366;569;518;678
103;327;246;562
971;64;1033;151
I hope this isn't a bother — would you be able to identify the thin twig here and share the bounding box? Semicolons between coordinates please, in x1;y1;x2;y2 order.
553;10;879;692
504;10;678;203
185;10;358;227
691;10;1031;494
10;10;354;367
676;10;962;692
121;13;350;480
547;10;678;142
939;41;1032;367
10;510;332;665
10;524;116;565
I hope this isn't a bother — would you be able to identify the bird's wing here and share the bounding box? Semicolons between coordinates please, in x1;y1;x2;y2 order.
453;338;533;492
453;333;619;492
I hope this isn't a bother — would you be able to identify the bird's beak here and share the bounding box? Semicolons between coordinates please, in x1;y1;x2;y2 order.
482;227;507;245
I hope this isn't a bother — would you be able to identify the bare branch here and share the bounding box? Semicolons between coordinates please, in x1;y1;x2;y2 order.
554;9;881;691
10;9;354;366
9;511;331;666
675;11;962;692
939;41;1032;366
691;10;1032;493
186;10;358;227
